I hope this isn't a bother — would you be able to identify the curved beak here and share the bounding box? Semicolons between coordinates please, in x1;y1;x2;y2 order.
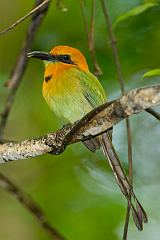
27;51;56;62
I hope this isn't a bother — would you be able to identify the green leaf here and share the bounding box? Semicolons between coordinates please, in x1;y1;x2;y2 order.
113;2;159;29
142;68;160;78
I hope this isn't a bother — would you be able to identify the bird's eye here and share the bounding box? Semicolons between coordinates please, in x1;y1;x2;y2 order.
63;55;70;60
58;54;75;65
61;55;71;62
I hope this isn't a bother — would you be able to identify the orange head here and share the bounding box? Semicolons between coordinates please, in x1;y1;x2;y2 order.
27;45;89;71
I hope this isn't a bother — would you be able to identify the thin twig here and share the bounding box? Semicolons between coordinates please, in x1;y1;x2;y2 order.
0;0;50;138
89;0;96;51
0;0;50;36
79;0;89;41
79;0;102;76
100;0;124;92
146;108;160;120
0;1;64;239
123;204;131;239
100;0;133;238
0;173;65;240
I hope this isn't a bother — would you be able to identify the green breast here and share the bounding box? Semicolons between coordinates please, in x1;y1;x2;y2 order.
43;67;106;123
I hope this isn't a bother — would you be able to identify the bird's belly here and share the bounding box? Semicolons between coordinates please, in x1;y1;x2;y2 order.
43;92;92;123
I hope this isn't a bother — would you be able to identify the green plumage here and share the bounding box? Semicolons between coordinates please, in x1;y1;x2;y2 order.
45;67;107;123
30;46;147;230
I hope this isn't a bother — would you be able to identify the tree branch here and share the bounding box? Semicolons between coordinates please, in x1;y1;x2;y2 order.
145;108;160;120
79;0;102;76
0;0;50;139
0;84;159;163
0;1;65;239
0;0;50;36
0;173;65;240
100;1;133;237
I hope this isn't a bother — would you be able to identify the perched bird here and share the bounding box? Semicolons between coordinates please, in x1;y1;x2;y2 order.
28;45;147;229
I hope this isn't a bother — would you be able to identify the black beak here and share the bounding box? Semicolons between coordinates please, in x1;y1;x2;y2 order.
27;51;56;61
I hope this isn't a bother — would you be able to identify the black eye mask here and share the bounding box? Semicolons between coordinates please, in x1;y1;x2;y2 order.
56;54;76;65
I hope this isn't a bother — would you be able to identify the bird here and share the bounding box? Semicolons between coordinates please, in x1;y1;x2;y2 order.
27;45;147;229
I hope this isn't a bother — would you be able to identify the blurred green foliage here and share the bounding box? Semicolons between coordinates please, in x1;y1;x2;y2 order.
142;68;160;78
0;0;160;239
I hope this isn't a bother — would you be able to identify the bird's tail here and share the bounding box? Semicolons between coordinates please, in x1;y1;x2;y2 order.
99;132;148;230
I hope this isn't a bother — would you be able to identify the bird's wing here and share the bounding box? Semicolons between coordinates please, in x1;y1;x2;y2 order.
79;70;113;140
77;69;147;230
78;70;107;151
78;70;106;108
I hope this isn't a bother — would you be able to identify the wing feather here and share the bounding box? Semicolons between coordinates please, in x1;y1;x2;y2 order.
77;70;107;108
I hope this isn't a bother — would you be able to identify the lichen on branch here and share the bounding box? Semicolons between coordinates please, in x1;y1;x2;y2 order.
0;84;159;163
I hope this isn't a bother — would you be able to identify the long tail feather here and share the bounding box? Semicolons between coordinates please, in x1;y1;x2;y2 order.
99;132;148;230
